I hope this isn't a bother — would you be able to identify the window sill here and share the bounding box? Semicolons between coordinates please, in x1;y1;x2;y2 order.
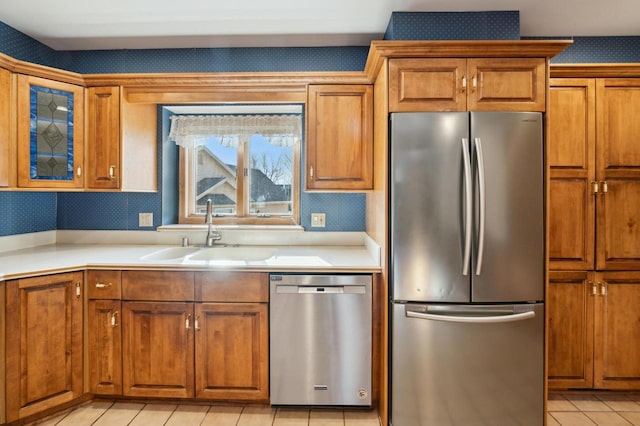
157;224;304;232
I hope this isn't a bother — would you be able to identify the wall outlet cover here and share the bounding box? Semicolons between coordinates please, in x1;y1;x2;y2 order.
311;213;326;227
139;212;153;227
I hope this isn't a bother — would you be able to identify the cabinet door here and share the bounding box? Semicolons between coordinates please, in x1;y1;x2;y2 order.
388;58;467;112
122;301;194;398
5;272;84;422
0;68;14;188
596;79;640;270
547;271;595;389
195;303;268;400
467;58;546;111
594;272;640;389
548;79;596;270
88;299;122;395
87;86;120;189
306;84;373;190
16;75;84;188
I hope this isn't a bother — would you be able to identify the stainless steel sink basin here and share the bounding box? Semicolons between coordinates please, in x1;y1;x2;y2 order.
188;246;276;262
140;247;200;261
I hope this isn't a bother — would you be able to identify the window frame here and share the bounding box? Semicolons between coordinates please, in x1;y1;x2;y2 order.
178;137;300;226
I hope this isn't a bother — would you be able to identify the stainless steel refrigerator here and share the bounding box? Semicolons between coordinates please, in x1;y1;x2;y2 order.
390;112;545;426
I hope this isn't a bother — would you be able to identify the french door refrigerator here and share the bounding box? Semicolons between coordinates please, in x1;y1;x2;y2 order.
390;112;545;426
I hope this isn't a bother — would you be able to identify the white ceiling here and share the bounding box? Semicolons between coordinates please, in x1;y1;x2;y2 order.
1;0;639;51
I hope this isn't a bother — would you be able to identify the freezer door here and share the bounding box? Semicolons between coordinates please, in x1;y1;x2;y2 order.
470;112;544;303
391;302;544;426
390;112;470;303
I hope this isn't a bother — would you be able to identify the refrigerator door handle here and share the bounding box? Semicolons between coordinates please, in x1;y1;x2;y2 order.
461;138;472;276
474;137;486;275
406;308;535;324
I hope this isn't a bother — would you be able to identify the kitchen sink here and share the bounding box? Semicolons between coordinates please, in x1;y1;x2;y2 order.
140;247;200;261
188;246;276;262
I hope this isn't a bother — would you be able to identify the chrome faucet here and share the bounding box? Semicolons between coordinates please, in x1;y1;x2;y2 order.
205;199;222;247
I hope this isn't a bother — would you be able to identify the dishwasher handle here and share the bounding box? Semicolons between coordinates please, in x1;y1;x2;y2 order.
276;285;366;294
406;307;535;324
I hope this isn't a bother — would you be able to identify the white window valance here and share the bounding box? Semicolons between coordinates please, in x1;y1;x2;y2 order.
169;114;302;148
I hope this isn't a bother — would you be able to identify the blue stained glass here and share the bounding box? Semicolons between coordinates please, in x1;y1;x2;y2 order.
29;85;75;180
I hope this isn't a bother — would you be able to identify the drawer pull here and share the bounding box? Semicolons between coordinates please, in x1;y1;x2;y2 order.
95;282;113;288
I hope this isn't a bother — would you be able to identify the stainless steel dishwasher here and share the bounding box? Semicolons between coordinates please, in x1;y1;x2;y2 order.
270;274;372;406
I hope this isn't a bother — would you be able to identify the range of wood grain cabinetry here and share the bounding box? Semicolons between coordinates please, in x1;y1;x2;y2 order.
3;269;270;423
88;270;269;401
547;69;640;390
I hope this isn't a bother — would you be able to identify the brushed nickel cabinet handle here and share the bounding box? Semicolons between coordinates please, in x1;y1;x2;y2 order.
75;282;81;298
601;181;608;193
590;281;597;296
592;181;599;194
111;311;119;328
309;166;314;179
77;166;82;177
461;76;467;92
185;313;192;330
109;165;116;179
95;282;112;288
600;282;607;296
194;315;200;331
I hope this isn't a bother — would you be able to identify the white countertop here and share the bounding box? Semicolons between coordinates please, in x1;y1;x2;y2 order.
0;230;381;280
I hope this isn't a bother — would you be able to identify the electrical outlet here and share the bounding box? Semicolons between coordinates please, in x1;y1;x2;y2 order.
139;212;153;227
311;213;326;228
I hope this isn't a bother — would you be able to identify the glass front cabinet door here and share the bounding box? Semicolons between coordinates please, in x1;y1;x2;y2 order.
17;75;84;188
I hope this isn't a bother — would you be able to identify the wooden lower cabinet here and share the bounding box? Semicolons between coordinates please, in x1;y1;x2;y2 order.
122;301;195;398
5;272;84;422
195;303;269;400
594;271;640;389
548;271;594;389
88;299;122;395
548;270;640;390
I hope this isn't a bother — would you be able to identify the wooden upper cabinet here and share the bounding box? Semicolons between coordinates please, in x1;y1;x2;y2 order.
595;79;640;270
548;79;596;270
594;271;640;389
389;58;466;111
0;67;15;188
87;86;120;189
389;57;546;112
547;271;595;389
5;272;84;422
16;75;84;189
467;58;545;111
306;84;373;190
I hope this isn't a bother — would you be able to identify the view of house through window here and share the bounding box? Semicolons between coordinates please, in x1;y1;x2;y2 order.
168;105;302;225
195;135;293;216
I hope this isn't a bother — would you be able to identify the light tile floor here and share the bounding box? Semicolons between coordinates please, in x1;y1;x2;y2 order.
28;401;381;426
27;391;640;426
548;391;640;426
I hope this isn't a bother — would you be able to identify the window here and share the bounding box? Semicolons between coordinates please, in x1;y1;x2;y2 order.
169;105;302;225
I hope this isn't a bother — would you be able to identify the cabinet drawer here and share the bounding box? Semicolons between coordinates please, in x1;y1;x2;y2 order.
195;272;268;302
87;270;122;299
122;271;194;301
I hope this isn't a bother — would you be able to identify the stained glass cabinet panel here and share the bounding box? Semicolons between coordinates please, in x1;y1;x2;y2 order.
17;75;84;188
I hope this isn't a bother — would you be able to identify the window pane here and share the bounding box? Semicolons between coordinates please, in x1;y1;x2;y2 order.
248;135;293;216
194;138;238;215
